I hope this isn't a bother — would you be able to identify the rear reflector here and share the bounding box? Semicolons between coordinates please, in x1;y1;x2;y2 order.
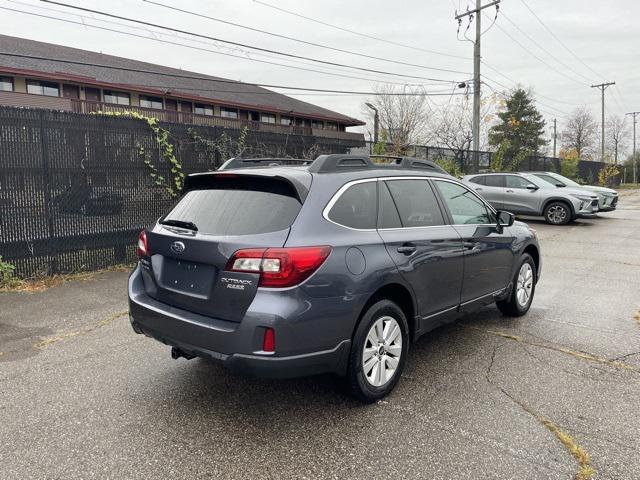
263;327;275;352
136;230;149;258
225;246;331;288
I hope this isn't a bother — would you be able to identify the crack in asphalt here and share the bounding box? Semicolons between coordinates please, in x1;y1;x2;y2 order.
485;343;596;480
33;310;129;349
470;327;638;372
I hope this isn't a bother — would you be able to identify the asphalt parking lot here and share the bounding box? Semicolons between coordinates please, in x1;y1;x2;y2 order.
1;189;639;480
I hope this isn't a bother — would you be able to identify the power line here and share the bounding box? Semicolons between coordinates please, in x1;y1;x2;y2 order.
0;51;471;96
498;10;594;84
485;11;588;88
8;2;448;88
40;0;464;84
142;0;471;76
252;0;470;61
518;0;605;81
1;6;462;87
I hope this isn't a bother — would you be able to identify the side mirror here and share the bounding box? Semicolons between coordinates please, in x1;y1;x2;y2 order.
526;184;539;190
497;210;515;227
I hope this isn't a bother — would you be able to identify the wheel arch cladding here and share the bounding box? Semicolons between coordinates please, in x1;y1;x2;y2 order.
523;244;539;274
356;284;416;342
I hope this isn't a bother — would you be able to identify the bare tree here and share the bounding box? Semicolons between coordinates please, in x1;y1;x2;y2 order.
363;84;430;154
606;115;628;164
430;93;499;152
561;107;598;159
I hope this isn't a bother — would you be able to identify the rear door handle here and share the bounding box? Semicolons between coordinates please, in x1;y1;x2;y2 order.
506;189;514;193
475;187;483;191
463;241;477;250
397;244;417;255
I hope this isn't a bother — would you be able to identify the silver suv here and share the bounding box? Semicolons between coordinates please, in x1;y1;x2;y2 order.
526;171;618;212
462;172;598;225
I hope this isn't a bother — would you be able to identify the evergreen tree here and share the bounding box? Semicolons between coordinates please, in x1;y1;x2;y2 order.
488;88;547;169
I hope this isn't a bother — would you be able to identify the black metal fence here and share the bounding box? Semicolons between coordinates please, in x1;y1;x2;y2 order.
0;106;361;277
349;141;617;183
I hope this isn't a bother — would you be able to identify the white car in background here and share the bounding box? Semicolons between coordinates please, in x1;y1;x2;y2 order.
527;171;618;212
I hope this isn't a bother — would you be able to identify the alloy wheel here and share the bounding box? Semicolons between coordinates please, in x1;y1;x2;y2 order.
362;316;402;387
547;205;567;224
516;262;534;307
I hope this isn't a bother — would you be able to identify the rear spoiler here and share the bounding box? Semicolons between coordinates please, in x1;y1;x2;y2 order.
183;171;311;203
218;157;312;170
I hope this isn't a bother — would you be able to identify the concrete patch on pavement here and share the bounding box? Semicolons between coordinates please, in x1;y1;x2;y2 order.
34;310;128;349
485;345;596;480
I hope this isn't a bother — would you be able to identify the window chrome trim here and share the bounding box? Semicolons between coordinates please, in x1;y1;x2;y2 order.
322;178;379;232
322;175;499;232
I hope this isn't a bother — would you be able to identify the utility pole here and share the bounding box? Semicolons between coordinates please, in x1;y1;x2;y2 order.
591;81;615;162
552;118;557;157
626;111;639;184
455;0;500;166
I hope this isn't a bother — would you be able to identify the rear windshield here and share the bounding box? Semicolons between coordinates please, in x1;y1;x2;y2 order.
163;180;301;236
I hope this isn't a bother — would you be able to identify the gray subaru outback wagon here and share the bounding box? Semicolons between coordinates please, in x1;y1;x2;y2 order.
128;155;541;402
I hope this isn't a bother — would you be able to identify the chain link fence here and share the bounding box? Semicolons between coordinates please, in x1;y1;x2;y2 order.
0;106;362;277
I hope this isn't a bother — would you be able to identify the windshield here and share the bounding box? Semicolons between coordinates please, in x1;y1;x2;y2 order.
550;173;581;187
522;174;554;188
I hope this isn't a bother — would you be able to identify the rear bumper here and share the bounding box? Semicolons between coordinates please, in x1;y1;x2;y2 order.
128;265;352;379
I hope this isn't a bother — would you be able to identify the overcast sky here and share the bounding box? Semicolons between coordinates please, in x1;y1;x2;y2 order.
2;0;639;155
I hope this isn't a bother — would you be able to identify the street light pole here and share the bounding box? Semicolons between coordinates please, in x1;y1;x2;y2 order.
626;111;639;184
365;102;379;145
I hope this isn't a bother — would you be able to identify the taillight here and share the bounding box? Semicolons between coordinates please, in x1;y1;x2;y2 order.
136;230;149;258
225;246;331;288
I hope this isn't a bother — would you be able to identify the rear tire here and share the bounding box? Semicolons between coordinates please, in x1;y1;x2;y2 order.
543;201;571;225
346;300;409;403
496;253;536;317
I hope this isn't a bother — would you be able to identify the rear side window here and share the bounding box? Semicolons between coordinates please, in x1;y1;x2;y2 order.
327;181;377;229
385;179;445;227
485;175;504;187
378;181;402;229
164;182;301;235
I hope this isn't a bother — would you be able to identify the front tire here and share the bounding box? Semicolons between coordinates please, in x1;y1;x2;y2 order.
496;253;536;317
544;201;571;225
346;300;409;403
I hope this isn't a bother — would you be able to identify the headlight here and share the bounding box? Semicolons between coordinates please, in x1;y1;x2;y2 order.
570;194;594;202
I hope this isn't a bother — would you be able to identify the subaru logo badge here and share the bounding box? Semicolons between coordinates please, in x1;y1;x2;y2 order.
171;241;186;254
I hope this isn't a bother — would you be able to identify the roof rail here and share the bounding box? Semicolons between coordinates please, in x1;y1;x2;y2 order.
218;157;313;170
309;154;447;174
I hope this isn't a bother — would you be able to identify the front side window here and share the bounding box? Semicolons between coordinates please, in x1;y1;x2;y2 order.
0;76;14;92
220;107;238;118
194;104;213;115
469;176;486;185
433;180;495;225
327;181;377;230
260;113;276;124
505;175;534;189
140;95;163;109
385;179;445;228
104;90;130;105
27;80;59;96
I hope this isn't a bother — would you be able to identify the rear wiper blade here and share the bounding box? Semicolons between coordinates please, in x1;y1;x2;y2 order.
159;219;198;231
